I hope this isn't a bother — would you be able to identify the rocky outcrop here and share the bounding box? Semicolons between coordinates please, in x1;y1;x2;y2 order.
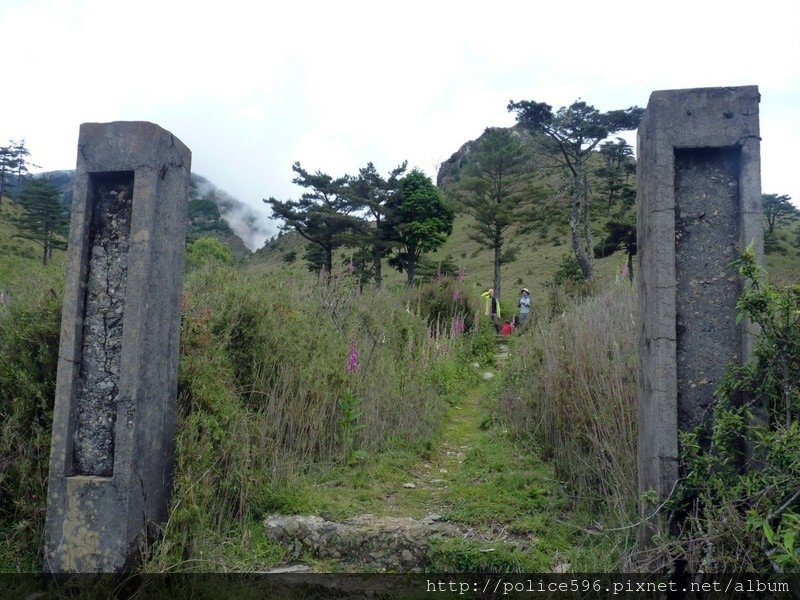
436;125;536;188
263;514;459;571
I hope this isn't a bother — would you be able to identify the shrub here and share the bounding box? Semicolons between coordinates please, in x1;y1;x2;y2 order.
552;254;583;285
405;276;475;332
186;236;234;268
656;246;800;572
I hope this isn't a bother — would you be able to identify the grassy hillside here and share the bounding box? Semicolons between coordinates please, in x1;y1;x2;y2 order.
763;222;800;285
250;207;799;309
0;198;67;288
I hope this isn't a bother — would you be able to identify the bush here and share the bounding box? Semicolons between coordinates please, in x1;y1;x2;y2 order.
186;236;234;269
405;276;475;332
552;254;583;285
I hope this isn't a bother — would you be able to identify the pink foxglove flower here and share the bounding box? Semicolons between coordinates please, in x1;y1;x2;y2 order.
346;341;359;373
450;315;465;339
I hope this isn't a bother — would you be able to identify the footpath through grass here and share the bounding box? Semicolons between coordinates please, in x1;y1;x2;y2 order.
255;376;620;573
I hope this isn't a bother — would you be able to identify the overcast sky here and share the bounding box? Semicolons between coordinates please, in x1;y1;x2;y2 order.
2;0;798;248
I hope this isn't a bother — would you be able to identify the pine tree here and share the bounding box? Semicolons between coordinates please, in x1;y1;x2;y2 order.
508;99;643;281
264;162;360;275
0;144;15;207
14;178;69;265
762;193;798;234
11;140;32;193
347;161;407;287
457;128;535;300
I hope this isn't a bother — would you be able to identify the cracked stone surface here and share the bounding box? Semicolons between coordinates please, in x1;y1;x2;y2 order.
73;176;132;476
674;148;741;433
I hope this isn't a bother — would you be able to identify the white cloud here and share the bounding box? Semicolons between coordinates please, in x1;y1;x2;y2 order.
2;0;799;249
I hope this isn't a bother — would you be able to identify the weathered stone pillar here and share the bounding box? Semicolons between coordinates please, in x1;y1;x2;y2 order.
44;122;191;572
636;86;762;545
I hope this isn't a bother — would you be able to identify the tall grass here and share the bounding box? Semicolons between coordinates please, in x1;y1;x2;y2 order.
498;282;638;527
148;266;478;570
0;266;63;571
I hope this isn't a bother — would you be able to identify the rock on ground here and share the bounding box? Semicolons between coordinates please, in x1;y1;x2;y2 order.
263;514;460;571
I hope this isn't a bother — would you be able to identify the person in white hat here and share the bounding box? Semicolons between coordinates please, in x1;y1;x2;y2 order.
517;288;532;327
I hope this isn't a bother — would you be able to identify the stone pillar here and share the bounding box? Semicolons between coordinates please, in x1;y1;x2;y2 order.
636;86;762;545
44;122;191;572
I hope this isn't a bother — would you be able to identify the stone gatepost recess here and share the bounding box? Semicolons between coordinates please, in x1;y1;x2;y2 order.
44;122;191;572
636;86;762;546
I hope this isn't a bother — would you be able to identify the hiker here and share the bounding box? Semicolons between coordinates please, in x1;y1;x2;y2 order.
500;320;514;336
517;288;532;328
481;288;501;333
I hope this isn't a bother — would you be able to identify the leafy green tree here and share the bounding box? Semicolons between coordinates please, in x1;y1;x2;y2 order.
14;178;68;265
457;128;534;300
265;162;360;274
347;161;407;287
508;99;644;281
384;170;454;286
762;193;798;234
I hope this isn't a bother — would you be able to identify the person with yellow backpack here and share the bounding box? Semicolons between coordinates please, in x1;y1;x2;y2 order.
481;288;501;333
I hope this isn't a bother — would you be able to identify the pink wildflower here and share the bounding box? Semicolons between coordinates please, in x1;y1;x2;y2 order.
452;289;461;302
450;315;465;339
348;257;355;275
346;341;359;373
457;268;466;282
